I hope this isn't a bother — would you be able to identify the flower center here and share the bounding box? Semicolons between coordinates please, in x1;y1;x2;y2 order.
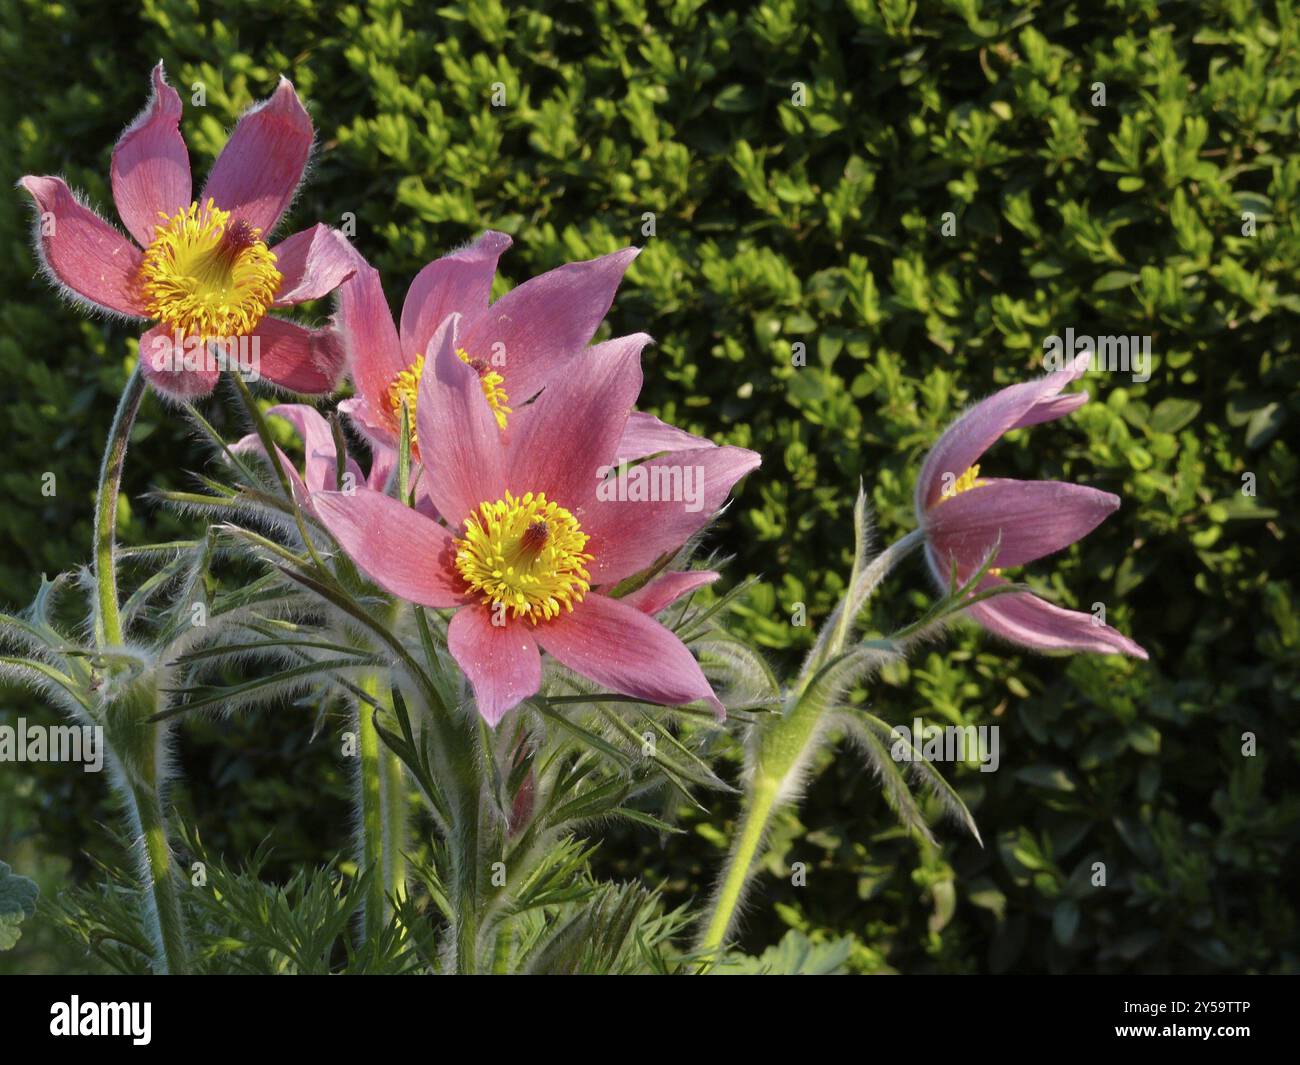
454;491;592;623
939;464;985;503
138;198;281;339
385;349;512;450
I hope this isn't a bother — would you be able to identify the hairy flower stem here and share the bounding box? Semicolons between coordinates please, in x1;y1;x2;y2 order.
697;530;924;963
94;364;189;974
355;665;409;940
382;741;407;905
129;776;190;975
94;365;146;647
356;675;386;943
697;771;779;960
450;719;482;974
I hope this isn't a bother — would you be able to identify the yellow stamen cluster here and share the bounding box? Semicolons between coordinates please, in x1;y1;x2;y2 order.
385;348;511;451
386;355;425;449
138;198;281;339
464;347;512;430
940;464;985;503
454;491;592;623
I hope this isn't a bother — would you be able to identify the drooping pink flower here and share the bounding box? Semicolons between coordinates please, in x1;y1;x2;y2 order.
231;404;393;517
19;62;354;401
915;354;1147;659
335;236;666;466
312;314;761;725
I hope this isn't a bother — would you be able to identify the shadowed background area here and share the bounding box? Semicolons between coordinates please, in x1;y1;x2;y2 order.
1;0;1296;973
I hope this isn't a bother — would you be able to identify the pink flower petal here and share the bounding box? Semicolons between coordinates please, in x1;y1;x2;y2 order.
111;62;192;247
229;433;314;511
617;411;715;462
138;324;219;400
366;440;397;492
260;403;358;493
925;478;1121;571
621;570;720;614
535;592;724;717
916;353;1091;511
504;332;648;512
246;317;345;395
271;225;355;306
338;395;395;453
447;607;542;725
201;78;313;236
337;254;404;436
582;445;761;587
1012;391;1088;430
458;246;639;403
966;577;1148;659
19;176;146;318
416;314;506;525
312;488;465;608
398;230;512;355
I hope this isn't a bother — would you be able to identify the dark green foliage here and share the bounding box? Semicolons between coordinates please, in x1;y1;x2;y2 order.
1;0;1297;973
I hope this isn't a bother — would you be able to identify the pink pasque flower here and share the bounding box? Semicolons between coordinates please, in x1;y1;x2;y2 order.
335;234;645;463
915;354;1147;659
312;314;761;725
19;62;354;401
231;404;393;518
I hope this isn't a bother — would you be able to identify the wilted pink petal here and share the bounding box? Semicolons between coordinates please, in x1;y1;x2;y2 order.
448;607;542;726
399;230;512;355
925;479;1120;570
622;571;720;615
458;246;639;403
138;324;219;400
271;225;355;306
201;78;313;237
504;332;647;512
415;314;506;523
110;62;191;247
967;576;1148;659
19;176;146;318
248;317;345;395
583;445;761;587
536;593;724;717
617;411;715;462
313;489;465;608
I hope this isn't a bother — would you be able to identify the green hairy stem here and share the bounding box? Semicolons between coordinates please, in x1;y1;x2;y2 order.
94;365;190;974
356;677;387;942
698;528;925;962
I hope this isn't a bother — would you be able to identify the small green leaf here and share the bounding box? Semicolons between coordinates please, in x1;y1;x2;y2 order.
0;861;38;951
1148;398;1202;434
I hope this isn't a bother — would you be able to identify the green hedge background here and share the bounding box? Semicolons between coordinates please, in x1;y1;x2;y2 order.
2;0;1297;973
